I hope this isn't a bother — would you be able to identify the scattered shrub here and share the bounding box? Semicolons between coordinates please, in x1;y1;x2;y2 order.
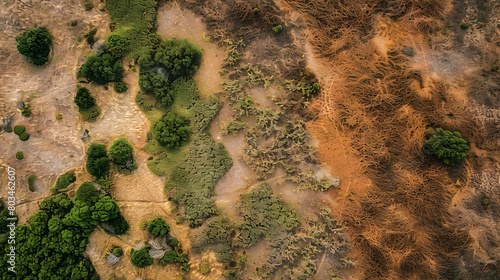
200;264;211;274
15;27;52;65
79;54;124;84
51;172;77;193
482;198;490;206
113;81;128;93
19;132;30;141
55;113;62;120
16;152;24;160
112;247;123;257
84;28;97;46
74;86;96;110
139;219;148;230
108;138;137;173
147;217;170;237
153;113;190;148
14;125;25;135
253;8;260;15
162;250;178;263
71;20;78;26
21;106;32;117
460;23;469;29
130;248;153;268
84;0;93;10
28;175;36;191
5;126;12;133
424;128;469;165
272;25;283;34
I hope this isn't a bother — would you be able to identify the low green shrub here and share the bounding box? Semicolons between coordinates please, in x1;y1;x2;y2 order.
5;126;12;133
108;138;137;173
153;113;190;148
19;132;30;141
71;20;78;26
272;25;283;34
130;248;153;268
114;81;129;93
424;128;469;165
14;125;25;135
147;217;170;237
112;247;123;257
84;1;93;10
50;171;77;194
139;219;148;230
21;106;32;117
55;113;62;120
28;175;36;191
460;23;469;29
16;152;24;160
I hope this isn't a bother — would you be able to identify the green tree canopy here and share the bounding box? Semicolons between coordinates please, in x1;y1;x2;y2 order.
74;86;96;110
15;27;52;65
424;128;469;165
154;39;203;79
86;144;110;179
105;33;130;57
130;248;153;268
79;54;124;84
153;113;190;148
108;138;135;166
147;217;170;237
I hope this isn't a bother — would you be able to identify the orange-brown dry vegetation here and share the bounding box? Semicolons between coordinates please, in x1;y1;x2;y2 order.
284;0;498;279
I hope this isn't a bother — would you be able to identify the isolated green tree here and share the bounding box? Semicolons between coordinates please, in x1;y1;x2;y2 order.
424;128;469;165
153;113;190;148
130;248;153;268
86;144;110;179
15;27;52;65
147;217;170;237
108;138;137;173
79;54;123;84
155;39;203;79
74;86;96;110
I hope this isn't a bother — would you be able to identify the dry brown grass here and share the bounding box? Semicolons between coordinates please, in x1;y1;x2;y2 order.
285;0;490;279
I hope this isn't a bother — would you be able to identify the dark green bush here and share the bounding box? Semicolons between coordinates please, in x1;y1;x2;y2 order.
86;144;110;179
424;128;469;165
79;54;124;84
104;212;130;235
74;86;96;110
15;27;52;65
153;113;190;148
71;20;78;26
16;152;24;160
105;33;130;58
5;126;12;133
272;25;283;34
108;138;137;173
162;250;178;263
253;8;260;15
84;1;93;10
460;23;469;29
482;198;490;206
114;81;129;93
14;125;25;135
51;171;77;193
146;217;170;237
130;248;153;268
28;175;36;191
19;132;30;141
55;113;62;120
154;39;203;79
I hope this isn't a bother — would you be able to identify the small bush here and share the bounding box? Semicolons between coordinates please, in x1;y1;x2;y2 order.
84;1;93;10
16;152;24;160
200;264;211;274
28;175;36;191
482;198;490;206
139;219;148;230
75;86;96;110
147;217;170;237
55;113;62;120
51;172;77;194
130;248;153;268
71;20;78;26
22;106;32;117
19;132;30;141
272;25;283;34
15;27;52;66
460;23;469;29
424;128;469;165
108;138;137;173
162;250;178;263
114;81;128;93
5;126;12;133
112;247;123;257
253;8;260;15
14;125;25;135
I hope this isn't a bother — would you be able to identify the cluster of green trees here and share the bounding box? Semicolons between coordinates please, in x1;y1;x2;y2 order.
74;85;101;122
153;113;190;148
108;138;137;173
79;54;124;85
15;27;52;65
138;38;202;107
50;171;77;194
424;128;469;165
0;183;128;279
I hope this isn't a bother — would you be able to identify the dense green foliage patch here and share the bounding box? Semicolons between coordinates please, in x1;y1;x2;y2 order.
0;183;127;279
153;113;190;148
79;54;124;84
86;144;110;179
146;217;170;237
50;171;77;194
109;138;137;173
16;27;52;65
13;125;25;135
74;86;101;122
130;247;153;268
191;217;234;263
424;128;469;165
